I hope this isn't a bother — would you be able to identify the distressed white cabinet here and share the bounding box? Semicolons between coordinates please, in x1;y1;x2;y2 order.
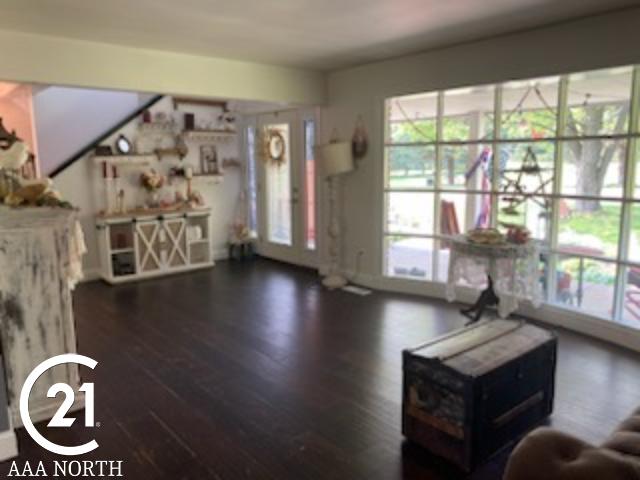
0;207;82;427
96;208;213;283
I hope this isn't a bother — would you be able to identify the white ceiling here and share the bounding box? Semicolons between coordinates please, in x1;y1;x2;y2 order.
0;0;634;71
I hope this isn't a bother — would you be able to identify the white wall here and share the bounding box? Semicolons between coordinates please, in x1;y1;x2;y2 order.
34;86;153;175
324;7;640;277
321;8;640;351
0;29;325;106
55;96;243;276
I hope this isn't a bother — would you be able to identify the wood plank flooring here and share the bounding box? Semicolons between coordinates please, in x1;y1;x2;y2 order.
1;258;640;479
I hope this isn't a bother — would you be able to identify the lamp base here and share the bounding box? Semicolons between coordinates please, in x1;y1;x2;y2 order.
322;274;348;290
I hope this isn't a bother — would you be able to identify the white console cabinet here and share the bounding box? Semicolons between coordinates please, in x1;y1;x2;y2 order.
96;208;213;283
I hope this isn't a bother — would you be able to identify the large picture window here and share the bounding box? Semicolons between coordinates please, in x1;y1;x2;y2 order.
384;65;640;329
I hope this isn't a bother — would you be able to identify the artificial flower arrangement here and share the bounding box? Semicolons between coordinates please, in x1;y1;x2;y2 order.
230;221;251;243
2;178;72;209
139;169;165;191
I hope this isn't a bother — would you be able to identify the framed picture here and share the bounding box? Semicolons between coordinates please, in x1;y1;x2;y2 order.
95;145;113;156
115;134;132;154
200;145;219;174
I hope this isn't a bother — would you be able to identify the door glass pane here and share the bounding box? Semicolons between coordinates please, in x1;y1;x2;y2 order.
385;236;433;280
304;120;316;250
246;126;258;236
265;124;292;246
566;66;632;137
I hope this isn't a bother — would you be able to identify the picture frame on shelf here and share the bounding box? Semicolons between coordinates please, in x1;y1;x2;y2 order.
115;134;133;154
184;113;195;131
200;145;220;175
95;145;113;156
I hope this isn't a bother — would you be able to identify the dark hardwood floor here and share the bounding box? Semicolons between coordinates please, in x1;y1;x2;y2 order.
2;258;640;479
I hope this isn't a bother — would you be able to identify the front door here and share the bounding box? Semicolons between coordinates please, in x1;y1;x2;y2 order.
250;109;319;267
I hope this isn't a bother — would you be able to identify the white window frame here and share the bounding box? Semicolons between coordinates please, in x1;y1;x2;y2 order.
383;65;640;325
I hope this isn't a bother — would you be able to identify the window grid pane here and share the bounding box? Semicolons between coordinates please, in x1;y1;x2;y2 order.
384;65;640;325
384;236;433;281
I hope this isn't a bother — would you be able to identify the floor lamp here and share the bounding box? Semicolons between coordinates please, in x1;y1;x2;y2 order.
320;141;354;289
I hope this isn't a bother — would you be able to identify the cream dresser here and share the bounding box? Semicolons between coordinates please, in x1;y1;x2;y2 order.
95;207;213;283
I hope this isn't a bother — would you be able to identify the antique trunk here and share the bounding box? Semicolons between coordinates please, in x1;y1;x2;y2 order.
402;319;556;471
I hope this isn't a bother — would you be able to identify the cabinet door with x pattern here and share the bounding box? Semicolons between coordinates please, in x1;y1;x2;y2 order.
135;220;163;273
162;217;188;268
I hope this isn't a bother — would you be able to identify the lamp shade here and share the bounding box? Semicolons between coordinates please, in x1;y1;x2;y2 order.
320;141;354;177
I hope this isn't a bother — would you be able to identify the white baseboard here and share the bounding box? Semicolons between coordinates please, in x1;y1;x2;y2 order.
334;266;640;353
82;247;226;281
80;267;101;283
11;393;85;428
0;429;17;462
213;248;229;261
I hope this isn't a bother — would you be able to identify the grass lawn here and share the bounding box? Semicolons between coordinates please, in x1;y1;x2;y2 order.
389;172;434;188
558;204;629;285
561;204;625;248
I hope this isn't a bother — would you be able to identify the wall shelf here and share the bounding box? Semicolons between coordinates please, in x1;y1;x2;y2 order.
138;122;176;134
173;97;228;110
155;147;187;159
192;172;223;178
93;154;156;167
181;129;236;142
192;173;224;184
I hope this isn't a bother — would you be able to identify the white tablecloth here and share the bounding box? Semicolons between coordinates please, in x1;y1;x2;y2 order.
445;235;543;318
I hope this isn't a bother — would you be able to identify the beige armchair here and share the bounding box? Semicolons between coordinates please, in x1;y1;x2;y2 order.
504;408;640;480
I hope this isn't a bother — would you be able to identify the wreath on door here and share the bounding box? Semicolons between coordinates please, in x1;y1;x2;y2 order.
261;128;286;166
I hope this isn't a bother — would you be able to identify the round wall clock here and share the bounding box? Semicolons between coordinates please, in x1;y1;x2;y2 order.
115;134;132;154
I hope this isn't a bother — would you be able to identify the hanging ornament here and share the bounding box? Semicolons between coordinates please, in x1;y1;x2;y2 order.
351;115;368;159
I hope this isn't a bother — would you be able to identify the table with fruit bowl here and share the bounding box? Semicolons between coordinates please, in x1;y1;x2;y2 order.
446;228;542;323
